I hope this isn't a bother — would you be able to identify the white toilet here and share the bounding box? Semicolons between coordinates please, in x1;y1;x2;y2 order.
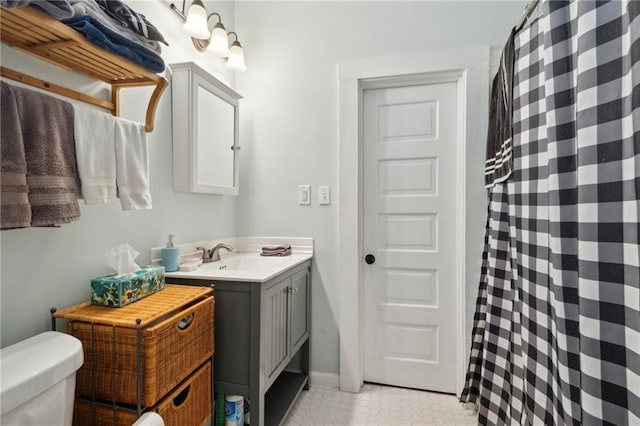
133;412;165;426
0;331;84;426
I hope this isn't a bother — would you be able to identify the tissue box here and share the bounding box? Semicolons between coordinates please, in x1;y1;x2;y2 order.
90;266;165;307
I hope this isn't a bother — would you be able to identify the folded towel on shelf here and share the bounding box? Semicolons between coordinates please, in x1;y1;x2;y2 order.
94;0;168;46
73;105;117;204
0;82;31;229
1;0;74;19
485;27;516;188
62;15;165;73
11;84;81;227
114;117;151;210
68;0;162;54
260;245;292;257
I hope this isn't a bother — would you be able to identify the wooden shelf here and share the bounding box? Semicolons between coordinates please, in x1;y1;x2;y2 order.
0;5;168;132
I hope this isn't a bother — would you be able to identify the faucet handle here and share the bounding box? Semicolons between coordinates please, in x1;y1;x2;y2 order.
196;247;208;263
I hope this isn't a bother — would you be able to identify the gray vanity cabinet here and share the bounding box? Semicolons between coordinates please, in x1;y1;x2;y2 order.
166;260;311;426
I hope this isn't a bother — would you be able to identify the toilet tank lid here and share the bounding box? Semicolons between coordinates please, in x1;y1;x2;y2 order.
1;331;84;414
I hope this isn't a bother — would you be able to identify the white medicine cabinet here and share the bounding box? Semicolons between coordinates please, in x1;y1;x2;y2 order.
170;62;242;195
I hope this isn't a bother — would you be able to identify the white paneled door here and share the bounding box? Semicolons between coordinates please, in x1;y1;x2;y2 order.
363;81;459;393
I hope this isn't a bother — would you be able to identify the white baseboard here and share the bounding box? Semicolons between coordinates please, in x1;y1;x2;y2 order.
309;371;340;388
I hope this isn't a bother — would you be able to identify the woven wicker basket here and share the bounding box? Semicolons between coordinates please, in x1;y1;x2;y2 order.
155;361;211;425
74;361;212;426
61;286;214;407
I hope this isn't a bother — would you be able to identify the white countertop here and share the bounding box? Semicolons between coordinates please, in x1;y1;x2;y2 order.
152;237;313;283
165;252;312;282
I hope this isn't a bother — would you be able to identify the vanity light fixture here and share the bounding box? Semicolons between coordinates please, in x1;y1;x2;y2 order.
169;0;246;71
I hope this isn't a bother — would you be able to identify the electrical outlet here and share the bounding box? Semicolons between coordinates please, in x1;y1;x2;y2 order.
298;185;311;205
318;186;331;205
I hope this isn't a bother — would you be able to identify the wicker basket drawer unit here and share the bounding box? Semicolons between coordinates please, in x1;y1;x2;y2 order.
74;361;212;426
53;285;214;407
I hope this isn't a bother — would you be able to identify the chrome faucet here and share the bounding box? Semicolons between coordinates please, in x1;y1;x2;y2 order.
210;243;233;262
196;243;234;263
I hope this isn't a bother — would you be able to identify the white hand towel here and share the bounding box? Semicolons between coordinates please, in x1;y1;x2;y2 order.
73;105;117;204
114;117;152;210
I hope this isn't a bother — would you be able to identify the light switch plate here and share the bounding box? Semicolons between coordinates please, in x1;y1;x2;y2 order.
318;186;331;205
298;185;311;205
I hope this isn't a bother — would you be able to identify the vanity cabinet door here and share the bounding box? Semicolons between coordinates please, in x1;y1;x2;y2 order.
263;276;291;381
289;268;310;356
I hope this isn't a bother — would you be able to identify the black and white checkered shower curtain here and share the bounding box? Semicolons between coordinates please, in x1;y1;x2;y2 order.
461;1;640;424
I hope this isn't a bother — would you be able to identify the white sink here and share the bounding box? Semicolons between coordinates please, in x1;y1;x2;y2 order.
165;253;312;282
212;254;292;272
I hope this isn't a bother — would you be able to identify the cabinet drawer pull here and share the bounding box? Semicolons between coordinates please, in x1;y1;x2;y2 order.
177;313;194;330
172;384;191;407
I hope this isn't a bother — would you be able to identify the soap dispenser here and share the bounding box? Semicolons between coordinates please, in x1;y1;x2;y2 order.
161;234;180;272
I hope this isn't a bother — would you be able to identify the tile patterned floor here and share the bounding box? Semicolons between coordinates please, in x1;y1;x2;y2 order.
282;383;478;426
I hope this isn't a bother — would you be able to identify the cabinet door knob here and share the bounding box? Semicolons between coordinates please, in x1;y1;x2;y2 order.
230;145;241;151
365;254;376;264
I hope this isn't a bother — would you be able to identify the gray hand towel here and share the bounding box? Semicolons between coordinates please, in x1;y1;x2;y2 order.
1;82;31;229
260;245;292;257
11;84;81;226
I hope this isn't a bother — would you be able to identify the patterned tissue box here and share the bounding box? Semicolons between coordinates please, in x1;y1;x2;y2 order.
90;266;165;307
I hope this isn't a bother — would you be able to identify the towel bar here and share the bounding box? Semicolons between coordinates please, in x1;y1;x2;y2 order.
1;66;115;111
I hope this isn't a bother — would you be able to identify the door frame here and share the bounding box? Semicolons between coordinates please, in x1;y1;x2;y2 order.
338;47;490;395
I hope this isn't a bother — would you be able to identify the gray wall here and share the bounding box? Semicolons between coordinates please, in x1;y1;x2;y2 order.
1;1;526;382
233;1;526;378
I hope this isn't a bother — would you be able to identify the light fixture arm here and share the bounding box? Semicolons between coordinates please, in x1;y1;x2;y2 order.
169;1;187;20
170;2;221;29
207;12;222;25
227;32;239;43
